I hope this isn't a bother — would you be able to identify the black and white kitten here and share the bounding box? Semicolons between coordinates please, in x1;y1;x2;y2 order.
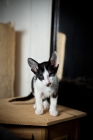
9;51;59;116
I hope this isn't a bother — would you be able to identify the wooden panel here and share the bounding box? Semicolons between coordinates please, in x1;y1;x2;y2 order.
5;126;42;140
41;128;48;140
53;135;68;140
0;98;87;126
48;119;80;140
0;22;15;99
57;32;66;80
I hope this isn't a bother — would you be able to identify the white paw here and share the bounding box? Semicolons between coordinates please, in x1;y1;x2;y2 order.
43;101;50;109
33;104;36;109
35;108;43;115
49;110;58;116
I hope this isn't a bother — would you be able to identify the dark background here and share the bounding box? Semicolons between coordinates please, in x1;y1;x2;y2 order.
55;1;93;140
59;1;93;79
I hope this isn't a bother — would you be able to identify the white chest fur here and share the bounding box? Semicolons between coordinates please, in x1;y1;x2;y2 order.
34;76;58;98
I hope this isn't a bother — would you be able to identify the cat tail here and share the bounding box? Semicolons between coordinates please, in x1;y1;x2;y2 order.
9;92;34;102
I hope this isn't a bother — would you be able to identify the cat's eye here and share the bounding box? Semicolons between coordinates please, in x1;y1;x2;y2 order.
49;73;54;77
39;74;44;80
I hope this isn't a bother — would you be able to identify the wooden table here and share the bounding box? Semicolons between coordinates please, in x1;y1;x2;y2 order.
0;98;87;140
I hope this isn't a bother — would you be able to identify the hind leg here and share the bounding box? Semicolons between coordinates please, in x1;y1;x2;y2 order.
33;103;36;109
43;100;50;110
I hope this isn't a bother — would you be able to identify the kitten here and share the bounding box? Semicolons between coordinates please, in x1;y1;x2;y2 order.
9;51;59;116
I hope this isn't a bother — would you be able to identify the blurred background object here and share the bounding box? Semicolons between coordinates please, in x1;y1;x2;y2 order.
0;23;15;99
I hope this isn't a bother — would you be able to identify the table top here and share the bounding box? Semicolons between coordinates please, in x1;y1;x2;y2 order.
0;98;87;126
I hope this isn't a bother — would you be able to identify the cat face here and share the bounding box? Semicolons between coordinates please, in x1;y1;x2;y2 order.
36;62;58;86
28;51;59;86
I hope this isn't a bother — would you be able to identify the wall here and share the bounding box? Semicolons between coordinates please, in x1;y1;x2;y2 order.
0;0;52;96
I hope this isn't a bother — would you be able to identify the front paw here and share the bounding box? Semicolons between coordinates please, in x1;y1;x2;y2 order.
49;109;58;116
35;108;43;115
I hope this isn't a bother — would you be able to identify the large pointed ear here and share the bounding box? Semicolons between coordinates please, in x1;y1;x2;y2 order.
50;51;59;67
28;58;38;73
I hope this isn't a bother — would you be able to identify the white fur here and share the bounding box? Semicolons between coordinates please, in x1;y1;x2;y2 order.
43;100;50;109
49;97;58;116
42;67;50;86
33;100;49;110
33;68;58;116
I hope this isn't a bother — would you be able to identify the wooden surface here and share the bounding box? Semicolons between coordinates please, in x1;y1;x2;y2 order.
0;98;87;126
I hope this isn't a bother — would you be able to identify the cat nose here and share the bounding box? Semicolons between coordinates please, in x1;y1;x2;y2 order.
46;83;51;87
